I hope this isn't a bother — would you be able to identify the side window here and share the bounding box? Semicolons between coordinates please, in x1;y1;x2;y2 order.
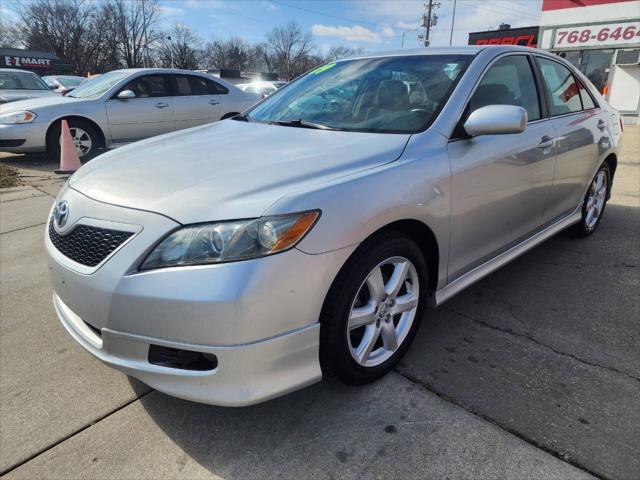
119;75;168;98
469;55;541;122
172;75;229;96
202;77;228;95
537;58;582;116
578;81;596;110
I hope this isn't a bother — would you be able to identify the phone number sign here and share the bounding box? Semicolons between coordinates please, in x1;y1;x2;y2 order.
554;21;640;48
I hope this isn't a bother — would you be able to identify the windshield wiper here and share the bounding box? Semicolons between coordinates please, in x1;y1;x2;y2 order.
271;119;340;131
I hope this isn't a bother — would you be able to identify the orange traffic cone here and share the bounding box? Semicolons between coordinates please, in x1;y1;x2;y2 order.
55;120;82;175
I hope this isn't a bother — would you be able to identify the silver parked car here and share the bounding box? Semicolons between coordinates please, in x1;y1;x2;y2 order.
0;68;258;158
0;68;56;104
45;46;622;406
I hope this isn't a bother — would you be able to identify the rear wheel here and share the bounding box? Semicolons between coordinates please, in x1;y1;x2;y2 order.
47;119;102;161
320;232;428;385
570;162;610;237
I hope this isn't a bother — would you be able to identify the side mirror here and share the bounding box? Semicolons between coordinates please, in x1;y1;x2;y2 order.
463;105;527;137
117;89;136;100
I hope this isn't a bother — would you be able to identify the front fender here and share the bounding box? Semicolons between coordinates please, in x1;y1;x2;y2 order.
266;131;451;289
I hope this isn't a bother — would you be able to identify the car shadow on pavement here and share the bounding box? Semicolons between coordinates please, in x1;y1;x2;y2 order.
133;201;638;480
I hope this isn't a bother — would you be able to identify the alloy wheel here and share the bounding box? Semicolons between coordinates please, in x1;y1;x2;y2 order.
64;127;93;157
347;256;420;367
585;170;607;230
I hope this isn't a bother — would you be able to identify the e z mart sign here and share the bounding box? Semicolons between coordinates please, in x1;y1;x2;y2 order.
3;56;52;69
553;21;640;49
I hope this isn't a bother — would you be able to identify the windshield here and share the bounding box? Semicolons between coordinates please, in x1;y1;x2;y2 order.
0;72;50;91
68;71;129;99
57;76;84;88
247;55;471;133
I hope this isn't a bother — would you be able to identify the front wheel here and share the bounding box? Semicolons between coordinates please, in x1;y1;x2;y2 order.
570;162;611;237
47;119;101;161
320;232;428;385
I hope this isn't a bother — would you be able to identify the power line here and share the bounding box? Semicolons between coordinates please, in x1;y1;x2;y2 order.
458;1;538;22
269;0;417;32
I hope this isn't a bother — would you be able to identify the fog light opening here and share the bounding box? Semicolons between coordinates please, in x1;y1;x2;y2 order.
148;344;218;371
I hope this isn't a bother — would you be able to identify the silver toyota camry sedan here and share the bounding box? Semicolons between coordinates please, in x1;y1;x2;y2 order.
45;46;622;406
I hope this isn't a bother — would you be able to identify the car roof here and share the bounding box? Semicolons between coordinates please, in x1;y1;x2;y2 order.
339;45;540;62
113;68;214;75
0;68;39;74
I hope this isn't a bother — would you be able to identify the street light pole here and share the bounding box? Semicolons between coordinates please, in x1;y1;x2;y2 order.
167;36;174;69
402;28;419;48
449;0;457;46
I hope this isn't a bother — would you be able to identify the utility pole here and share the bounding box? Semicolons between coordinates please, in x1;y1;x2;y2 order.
421;0;440;47
449;0;457;46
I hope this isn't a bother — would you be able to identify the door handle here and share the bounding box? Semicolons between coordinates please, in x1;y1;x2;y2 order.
209;100;220;106
538;136;555;149
155;102;169;109
597;119;606;130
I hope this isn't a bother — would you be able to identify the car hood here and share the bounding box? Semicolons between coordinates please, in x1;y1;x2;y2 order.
0;89;57;104
0;94;79;110
70;120;410;224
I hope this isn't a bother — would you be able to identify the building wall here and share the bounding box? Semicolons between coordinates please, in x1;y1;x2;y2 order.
539;0;640;123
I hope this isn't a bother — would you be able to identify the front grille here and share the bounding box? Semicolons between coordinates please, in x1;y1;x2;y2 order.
48;218;133;267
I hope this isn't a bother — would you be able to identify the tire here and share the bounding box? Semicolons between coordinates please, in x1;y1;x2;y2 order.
320;231;428;385
47;119;102;162
569;162;611;238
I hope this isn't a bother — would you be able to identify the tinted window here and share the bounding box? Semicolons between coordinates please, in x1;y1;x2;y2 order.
173;75;228;96
469;55;540;122
579;81;596;110
120;75;168;98
537;58;582;116
247;55;471;134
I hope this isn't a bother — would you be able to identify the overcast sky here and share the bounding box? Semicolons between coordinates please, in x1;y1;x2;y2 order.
157;0;543;52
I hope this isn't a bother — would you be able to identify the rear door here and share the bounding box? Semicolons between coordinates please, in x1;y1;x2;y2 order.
446;54;557;281
534;56;607;221
170;74;229;130
105;74;174;143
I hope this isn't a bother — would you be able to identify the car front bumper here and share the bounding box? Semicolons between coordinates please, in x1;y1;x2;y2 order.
45;186;355;405
0;122;48;153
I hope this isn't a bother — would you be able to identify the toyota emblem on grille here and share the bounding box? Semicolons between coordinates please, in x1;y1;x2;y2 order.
53;200;69;227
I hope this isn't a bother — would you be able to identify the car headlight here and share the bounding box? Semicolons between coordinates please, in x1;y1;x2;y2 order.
0;111;37;125
140;210;320;270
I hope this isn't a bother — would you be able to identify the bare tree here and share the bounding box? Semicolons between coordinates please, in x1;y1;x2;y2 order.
0;18;26;48
111;0;158;68
157;24;200;70
266;21;314;80
325;46;365;62
200;36;267;71
18;0;112;74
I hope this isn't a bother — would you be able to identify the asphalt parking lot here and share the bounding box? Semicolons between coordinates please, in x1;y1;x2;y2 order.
0;127;638;480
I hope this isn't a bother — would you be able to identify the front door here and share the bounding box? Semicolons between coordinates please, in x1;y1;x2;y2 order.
447;54;557;281
105;74;174;144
